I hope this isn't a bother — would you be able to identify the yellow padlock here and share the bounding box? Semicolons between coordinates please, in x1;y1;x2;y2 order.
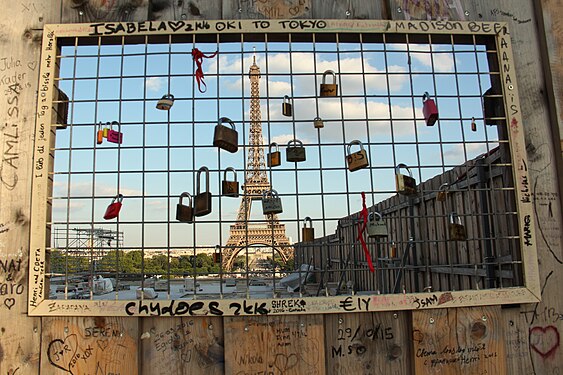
395;163;417;195
436;183;449;202
320;70;338;97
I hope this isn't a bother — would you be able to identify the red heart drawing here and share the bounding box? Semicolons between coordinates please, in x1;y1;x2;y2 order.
529;326;560;358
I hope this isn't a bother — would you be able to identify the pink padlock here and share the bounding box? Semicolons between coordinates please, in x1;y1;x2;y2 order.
107;121;123;144
422;92;439;126
103;194;123;220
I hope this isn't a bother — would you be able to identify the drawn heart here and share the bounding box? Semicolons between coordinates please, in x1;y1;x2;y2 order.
167;21;185;32
47;334;78;373
530;326;560;358
97;339;109;351
4;298;15;310
289;6;301;16
274;353;298;371
27;61;38;71
181;349;192;362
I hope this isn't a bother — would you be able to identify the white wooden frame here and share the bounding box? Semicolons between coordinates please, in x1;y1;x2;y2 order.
29;19;540;317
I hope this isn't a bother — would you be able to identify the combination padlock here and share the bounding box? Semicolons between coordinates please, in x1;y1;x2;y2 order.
282;95;292;117
395;163;417;195
213;116;238;153
448;212;467;241
103;194;123;220
367;212;388;238
302;217;314;242
156;94;174;110
422;92;439;126
346;140;369;172
320;70;338;97
222;167;239;198
436;183;449;202
96;122;104;145
194;166;212;217
176;192;193;223
262;189;283;215
286;139;306;162
107;121;123;144
267;142;281;167
313;116;324;129
483;86;504;126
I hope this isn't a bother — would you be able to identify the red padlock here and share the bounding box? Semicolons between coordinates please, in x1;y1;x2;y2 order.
107;121;123;144
422;92;439;126
103;194;123;220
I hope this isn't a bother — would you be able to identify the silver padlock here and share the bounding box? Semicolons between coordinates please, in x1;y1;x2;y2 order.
156;94;174;110
213;117;238;153
313;116;324;129
222;167;239;198
346;140;369;172
367;212;388;238
262;189;283;215
395;163;417;196
320;70;338;97
282;95;292;117
194;166;212;217
286;139;306;162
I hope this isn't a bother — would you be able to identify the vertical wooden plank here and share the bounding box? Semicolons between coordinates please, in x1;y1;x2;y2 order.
502;307;533;375
325;312;412;374
0;1;61;374
140;316;224;375
387;0;468;21
62;0;149;23
311;0;383;20
413;306;506;375
222;0;312;20
224;314;325;374
40;317;138;375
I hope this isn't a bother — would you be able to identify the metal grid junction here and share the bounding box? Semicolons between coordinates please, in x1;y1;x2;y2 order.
29;20;539;317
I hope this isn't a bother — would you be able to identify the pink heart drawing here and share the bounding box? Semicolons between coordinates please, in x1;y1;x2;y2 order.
530;326;560;359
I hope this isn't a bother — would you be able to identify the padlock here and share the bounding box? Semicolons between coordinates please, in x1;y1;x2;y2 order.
222;167;239;198
213;117;238;153
194;166;212;217
471;117;477;132
213;246;221;264
103;194;123;220
103;122;110;138
483;86;504;126
267;142;281;168
302;217;314;242
176;192;193;223
262;189;283;215
436;183;449;202
156;94;174;110
286;139;306;162
320;70;338;97
282;95;292;117
346;140;369;172
422;92;439;126
313;116;324;129
96;122;104;145
107;121;123;144
390;241;397;258
55;87;69;129
395;163;417;195
367;212;388;238
448;212;467;241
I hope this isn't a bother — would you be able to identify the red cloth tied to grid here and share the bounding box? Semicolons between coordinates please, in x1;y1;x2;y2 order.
357;192;375;273
191;48;217;93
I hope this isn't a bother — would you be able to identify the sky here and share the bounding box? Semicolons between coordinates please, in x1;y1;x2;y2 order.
50;36;500;254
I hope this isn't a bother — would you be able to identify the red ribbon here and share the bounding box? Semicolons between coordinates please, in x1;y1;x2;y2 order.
357;192;375;273
191;48;217;93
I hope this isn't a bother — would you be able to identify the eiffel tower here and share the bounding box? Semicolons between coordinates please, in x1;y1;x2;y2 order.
222;55;293;271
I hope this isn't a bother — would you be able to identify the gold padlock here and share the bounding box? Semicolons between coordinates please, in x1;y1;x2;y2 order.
320;70;338;97
267;142;281;167
346;140;369;172
395;163;417;196
156;94;174;110
436;183;449;202
302;216;314;242
286;139;306;162
313;116;324;129
282;95;292;117
213;117;238;153
448;212;467;241
222;167;239;198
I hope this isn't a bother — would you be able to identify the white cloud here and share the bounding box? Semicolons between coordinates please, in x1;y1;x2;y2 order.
391;44;454;72
145;77;164;92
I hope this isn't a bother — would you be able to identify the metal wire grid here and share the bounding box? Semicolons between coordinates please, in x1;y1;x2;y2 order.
48;31;518;301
